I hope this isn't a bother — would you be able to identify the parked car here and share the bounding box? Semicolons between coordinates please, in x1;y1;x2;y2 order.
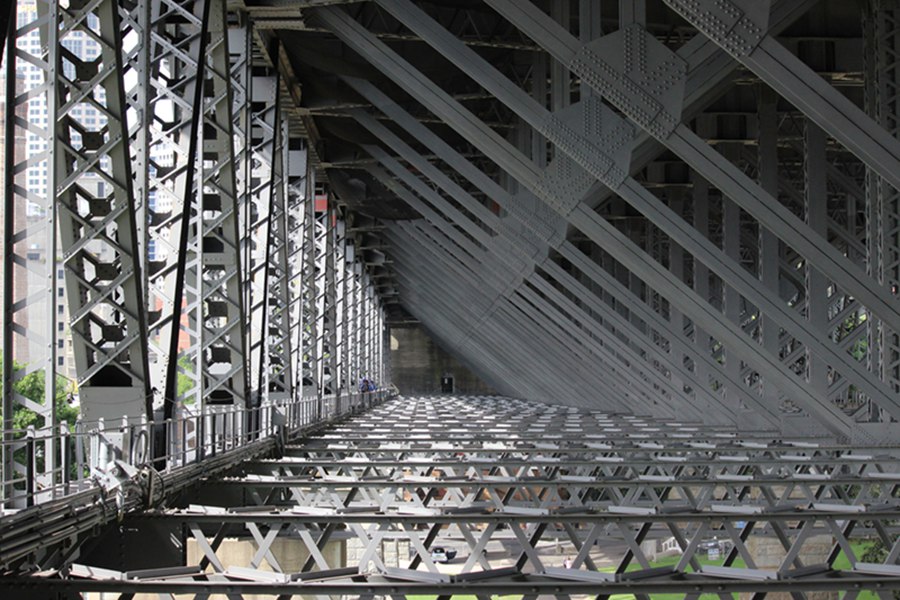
430;547;457;563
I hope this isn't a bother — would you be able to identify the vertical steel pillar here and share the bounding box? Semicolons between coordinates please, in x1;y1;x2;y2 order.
53;0;152;422
195;0;248;409
347;261;361;391
0;1;57;503
1;0;15;500
322;196;338;397
303;171;321;404
229;22;251;400
144;0;210;417
264;115;294;402
333;217;342;395
286;142;308;400
246;73;279;404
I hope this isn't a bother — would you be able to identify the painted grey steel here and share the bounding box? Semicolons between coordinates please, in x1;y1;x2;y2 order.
313;5;862;436
367;0;900;428
341;77;748;426
25;395;900;597
386;225;655;412
355;117;719;422
485;0;900;341
666;0;900;192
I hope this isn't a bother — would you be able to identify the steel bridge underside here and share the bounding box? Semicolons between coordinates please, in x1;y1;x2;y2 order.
255;0;900;443
3;0;900;596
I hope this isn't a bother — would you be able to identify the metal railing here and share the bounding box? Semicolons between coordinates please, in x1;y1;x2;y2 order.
0;390;388;512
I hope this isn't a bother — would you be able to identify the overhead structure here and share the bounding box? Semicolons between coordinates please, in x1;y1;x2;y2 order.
4;0;900;446
264;0;899;442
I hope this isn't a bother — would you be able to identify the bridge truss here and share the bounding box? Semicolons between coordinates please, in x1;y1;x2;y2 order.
5;396;900;598
1;0;389;508
3;0;900;596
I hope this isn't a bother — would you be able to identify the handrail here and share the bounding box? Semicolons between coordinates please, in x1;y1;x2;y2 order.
0;389;390;513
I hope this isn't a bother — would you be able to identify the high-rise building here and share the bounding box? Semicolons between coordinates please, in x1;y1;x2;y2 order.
2;1;109;381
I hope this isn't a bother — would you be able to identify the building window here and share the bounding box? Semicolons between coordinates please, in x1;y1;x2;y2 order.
58;356;64;366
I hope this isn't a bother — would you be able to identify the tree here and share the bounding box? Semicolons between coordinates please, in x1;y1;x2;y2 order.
0;359;78;431
177;354;196;404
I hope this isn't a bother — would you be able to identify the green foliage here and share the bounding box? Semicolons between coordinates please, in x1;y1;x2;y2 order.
858;539;900;600
0;359;77;431
177;354;196;404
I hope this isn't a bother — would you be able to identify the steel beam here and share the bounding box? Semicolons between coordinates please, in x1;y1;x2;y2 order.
352;114;719;422
313;6;858;435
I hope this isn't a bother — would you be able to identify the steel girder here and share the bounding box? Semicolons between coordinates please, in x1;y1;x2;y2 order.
666;0;900;193
380;0;896;425
310;1;900;439
246;72;280;405
367;153;702;420
342;77;759;425
27;395;900;598
478;0;899;429
311;6;792;428
285;143;308;397
52;0;152;419
192;0;249;410
343;65;744;421
383;223;647;411
3;0;67;506
349;102;742;426
138;0;258;415
484;0;900;333
298;160;320;402
245;71;295;403
140;0;211;415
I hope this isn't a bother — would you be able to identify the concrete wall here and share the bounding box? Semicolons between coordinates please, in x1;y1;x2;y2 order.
390;325;495;396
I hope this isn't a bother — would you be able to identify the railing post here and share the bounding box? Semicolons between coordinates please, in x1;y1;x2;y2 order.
197;407;205;462
74;419;85;485
167;418;177;472
94;418;106;474
60;422;69;497
25;426;35;508
210;414;217;458
181;416;188;465
121;416;130;468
